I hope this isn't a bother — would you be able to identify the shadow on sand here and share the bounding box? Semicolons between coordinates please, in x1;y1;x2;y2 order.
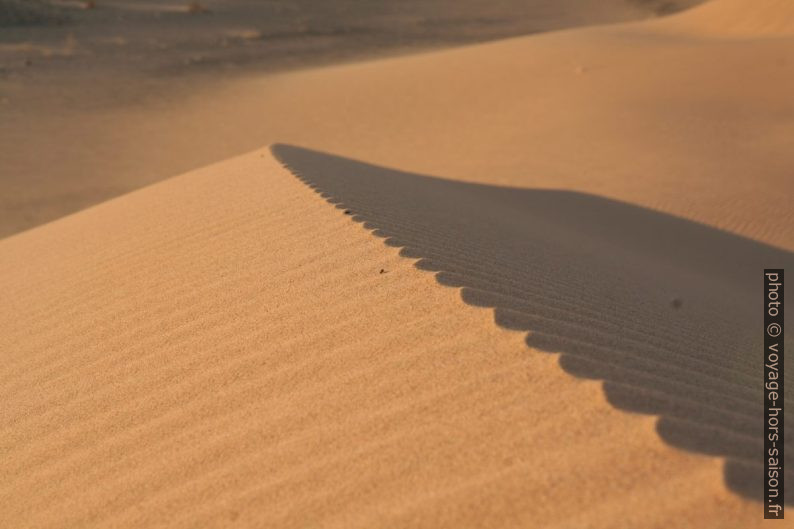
272;143;793;503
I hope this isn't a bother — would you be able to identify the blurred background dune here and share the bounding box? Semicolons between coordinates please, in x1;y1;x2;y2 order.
1;0;704;237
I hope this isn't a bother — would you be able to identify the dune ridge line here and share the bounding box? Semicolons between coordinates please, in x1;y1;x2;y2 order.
272;142;794;506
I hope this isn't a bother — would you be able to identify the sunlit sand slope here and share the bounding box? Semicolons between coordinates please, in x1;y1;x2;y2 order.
0;149;771;528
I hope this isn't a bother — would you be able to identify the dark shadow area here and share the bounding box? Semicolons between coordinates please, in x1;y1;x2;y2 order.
272;143;793;503
0;0;65;27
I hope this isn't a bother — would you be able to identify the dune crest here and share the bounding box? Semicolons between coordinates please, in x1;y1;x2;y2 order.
0;148;773;527
2;0;793;524
273;143;794;506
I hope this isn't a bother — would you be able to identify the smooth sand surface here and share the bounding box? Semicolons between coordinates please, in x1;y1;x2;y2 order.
0;0;703;237
2;0;793;527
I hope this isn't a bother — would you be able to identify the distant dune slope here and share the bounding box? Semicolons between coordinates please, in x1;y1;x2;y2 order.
0;0;62;27
663;0;794;36
0;149;772;528
3;0;790;246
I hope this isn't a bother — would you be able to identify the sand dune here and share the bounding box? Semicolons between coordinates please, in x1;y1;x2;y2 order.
2;0;793;526
0;148;779;528
4;0;790;246
0;0;703;237
274;143;794;503
662;0;794;36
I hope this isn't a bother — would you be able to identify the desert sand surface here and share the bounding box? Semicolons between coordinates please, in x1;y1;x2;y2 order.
0;0;703;237
1;0;793;527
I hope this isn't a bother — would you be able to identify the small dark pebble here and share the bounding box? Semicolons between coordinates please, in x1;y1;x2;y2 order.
671;298;683;309
380;269;386;274
344;210;353;215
